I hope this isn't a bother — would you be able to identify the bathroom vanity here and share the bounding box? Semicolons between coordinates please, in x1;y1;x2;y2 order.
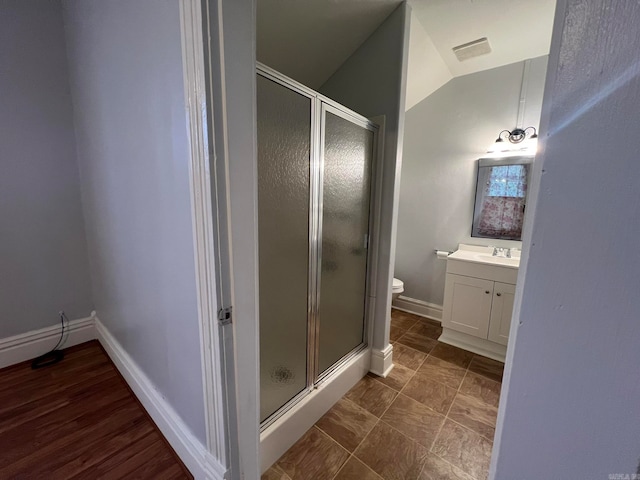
440;244;520;362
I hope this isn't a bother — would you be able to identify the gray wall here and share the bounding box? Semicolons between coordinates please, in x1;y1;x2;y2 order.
63;0;206;442
493;1;640;478
0;0;93;337
320;3;410;350
396;56;547;306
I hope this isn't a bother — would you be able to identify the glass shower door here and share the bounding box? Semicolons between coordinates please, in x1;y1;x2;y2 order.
257;75;312;422
257;67;378;424
317;107;375;376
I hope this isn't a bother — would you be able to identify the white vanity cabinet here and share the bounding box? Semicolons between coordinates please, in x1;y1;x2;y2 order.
439;245;520;362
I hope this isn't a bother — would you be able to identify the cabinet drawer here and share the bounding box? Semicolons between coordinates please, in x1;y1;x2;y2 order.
446;258;518;284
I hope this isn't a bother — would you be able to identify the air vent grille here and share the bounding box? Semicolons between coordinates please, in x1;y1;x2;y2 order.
453;37;491;61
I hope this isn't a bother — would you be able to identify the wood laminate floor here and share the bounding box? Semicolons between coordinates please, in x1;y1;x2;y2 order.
0;341;192;479
263;309;504;480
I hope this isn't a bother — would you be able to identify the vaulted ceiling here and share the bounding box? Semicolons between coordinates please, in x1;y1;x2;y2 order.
409;0;556;78
256;0;556;107
257;0;402;89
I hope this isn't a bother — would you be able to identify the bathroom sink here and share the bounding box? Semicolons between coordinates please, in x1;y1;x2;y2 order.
448;245;521;269
476;254;520;267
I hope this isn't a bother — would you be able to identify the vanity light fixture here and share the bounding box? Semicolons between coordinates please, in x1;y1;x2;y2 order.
486;126;538;158
495;126;538;144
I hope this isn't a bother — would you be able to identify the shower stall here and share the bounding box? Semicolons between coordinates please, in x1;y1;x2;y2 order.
257;64;379;449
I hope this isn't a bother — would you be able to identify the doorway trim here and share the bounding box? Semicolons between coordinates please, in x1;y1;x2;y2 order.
194;0;262;479
181;1;399;478
179;0;236;479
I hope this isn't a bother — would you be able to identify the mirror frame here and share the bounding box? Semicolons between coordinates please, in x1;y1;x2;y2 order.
471;155;534;241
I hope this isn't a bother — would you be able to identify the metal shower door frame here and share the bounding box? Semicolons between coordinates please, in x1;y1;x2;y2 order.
257;63;379;431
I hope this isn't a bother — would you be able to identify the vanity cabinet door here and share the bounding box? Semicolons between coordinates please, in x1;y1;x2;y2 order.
442;274;493;338
488;282;516;345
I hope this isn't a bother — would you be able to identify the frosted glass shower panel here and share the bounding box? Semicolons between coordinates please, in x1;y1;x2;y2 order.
318;111;374;375
257;76;311;422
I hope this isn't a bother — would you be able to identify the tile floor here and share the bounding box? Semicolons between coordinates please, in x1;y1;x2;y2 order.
262;309;504;480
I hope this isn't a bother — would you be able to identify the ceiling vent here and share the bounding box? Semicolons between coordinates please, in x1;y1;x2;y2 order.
452;37;491;61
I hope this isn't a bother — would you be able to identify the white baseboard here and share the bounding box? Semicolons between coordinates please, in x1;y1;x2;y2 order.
370;344;394;377
0;314;225;479
0;315;96;370
438;328;506;363
95;318;226;480
260;348;371;474
392;295;443;322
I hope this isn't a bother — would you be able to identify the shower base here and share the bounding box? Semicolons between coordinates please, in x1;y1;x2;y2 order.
259;347;371;473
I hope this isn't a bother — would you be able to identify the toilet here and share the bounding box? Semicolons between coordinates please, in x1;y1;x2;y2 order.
392;277;404;301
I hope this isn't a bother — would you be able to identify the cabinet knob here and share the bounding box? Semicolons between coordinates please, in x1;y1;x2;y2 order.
496;292;502;296
485;290;490;294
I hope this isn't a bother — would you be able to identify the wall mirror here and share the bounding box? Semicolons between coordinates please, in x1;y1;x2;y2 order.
471;156;533;241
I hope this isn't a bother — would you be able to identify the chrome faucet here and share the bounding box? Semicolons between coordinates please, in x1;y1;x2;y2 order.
492;247;511;258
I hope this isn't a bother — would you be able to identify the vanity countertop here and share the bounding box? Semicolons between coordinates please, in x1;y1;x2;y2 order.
448;244;521;269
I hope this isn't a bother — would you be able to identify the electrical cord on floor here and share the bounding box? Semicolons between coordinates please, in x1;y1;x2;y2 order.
31;311;68;369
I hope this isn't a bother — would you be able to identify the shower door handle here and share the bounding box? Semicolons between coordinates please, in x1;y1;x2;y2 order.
363;234;369;249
